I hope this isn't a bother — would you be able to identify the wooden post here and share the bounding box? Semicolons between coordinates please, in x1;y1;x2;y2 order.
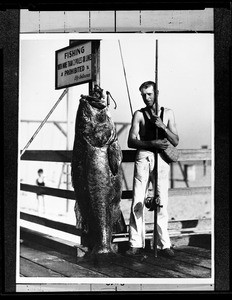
66;88;72;213
170;163;174;188
201;145;208;176
68;39;101;95
153;39;160;258
89;40;101;94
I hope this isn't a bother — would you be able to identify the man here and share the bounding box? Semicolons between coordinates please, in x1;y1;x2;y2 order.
126;81;179;257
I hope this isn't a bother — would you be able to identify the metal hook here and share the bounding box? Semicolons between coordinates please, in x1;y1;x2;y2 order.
106;91;117;109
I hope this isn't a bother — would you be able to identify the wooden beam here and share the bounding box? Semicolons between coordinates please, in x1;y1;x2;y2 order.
178;161;189;187
20;212;81;236
178;149;212;161
20;184;76;200
20;150;73;162
53;122;67;137
20;149;211;163
20;183;211;200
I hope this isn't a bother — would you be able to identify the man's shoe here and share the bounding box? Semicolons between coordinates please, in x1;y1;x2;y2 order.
160;248;174;257
125;247;142;256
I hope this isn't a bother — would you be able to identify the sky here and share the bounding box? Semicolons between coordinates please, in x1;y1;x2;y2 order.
19;33;214;150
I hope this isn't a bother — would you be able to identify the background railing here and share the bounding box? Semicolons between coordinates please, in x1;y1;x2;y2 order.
20;149;212;248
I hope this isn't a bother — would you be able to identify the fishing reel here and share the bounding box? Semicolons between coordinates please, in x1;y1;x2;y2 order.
145;196;163;211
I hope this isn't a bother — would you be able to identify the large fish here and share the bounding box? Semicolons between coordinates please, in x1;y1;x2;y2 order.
71;91;125;257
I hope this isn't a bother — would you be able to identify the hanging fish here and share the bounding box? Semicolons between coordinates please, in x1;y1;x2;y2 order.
71;87;125;257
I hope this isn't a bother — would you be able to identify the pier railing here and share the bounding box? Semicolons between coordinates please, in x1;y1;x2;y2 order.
20;149;212;250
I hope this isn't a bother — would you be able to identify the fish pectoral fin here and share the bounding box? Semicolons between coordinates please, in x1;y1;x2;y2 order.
107;142;122;176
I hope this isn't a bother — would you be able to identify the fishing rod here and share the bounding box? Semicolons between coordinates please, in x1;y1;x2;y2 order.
152;39;163;258
118;38;161;257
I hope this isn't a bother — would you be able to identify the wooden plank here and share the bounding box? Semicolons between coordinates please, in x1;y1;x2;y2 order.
168;233;211;249
20;257;65;277
128;250;211;278
20;183;211;200
169;247;211;269
20;228;210;278
175;245;211;259
20;243;106;278
20;212;81;236
178;149;212;161
76;256;152;278
169;218;211;231
20;227;78;257
20;183;76;200
20;227;211;278
122;150;137;162
169;186;211;196
20;211;211;244
121;186;211;199
73;243;195;278
20;149;211;163
20;150;72;162
114;217;211;238
110;254;192;278
113;232;212;250
76;253;187;278
21;240;151;278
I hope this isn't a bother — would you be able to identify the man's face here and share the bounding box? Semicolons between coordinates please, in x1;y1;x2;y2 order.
141;85;156;108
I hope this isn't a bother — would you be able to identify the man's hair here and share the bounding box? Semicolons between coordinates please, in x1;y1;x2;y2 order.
38;169;43;174
139;81;156;92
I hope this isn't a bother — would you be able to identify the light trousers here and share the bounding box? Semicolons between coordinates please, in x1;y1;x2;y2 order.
128;149;171;249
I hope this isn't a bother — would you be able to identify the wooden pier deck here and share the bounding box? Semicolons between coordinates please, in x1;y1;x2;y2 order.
18;148;213;291
20;227;212;279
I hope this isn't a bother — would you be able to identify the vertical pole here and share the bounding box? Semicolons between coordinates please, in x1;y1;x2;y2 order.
66;87;75;214
66;88;70;213
201;145;208;176
89;40;100;94
153;39;159;257
170;163;174;188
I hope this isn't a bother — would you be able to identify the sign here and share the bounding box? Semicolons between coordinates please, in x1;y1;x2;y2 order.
55;41;92;89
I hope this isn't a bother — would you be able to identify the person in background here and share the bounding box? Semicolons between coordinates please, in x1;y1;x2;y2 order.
126;81;179;257
36;168;45;214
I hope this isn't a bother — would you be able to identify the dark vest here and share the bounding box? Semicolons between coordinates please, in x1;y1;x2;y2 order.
140;106;165;141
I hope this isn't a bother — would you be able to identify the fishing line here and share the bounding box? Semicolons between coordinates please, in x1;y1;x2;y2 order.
20;88;68;158
118;40;133;116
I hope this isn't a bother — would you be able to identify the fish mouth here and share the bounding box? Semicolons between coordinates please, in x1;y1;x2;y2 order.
80;95;107;109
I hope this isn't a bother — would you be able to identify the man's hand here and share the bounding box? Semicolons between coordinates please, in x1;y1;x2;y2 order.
145;109;166;130
151;138;169;150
